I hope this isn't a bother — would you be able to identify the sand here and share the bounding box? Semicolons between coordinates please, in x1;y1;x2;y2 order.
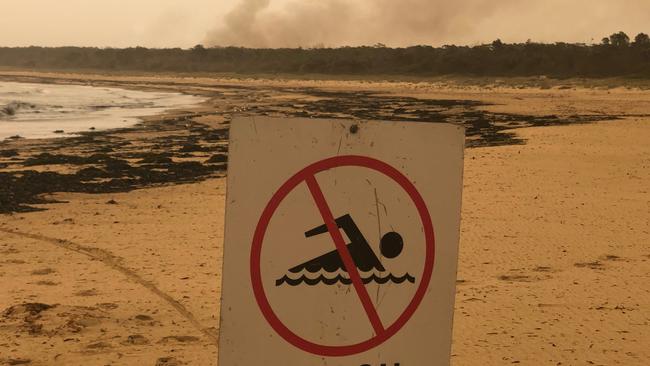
454;119;649;365
0;72;648;365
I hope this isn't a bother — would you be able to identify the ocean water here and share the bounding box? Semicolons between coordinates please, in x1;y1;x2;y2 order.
0;81;204;140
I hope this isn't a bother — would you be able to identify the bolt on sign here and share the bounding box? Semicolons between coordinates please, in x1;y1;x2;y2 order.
219;117;464;366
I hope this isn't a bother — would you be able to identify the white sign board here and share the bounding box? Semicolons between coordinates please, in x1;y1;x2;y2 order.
219;117;464;366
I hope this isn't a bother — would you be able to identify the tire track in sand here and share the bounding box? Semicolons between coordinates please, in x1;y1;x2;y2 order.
0;227;219;345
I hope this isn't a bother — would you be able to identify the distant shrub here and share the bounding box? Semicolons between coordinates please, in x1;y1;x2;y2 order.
1;32;650;78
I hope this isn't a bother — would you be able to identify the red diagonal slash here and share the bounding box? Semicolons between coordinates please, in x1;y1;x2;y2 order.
305;174;385;336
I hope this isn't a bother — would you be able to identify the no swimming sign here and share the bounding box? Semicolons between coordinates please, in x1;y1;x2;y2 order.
219;117;464;365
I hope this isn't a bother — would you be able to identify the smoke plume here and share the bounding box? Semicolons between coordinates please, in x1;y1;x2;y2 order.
204;0;650;48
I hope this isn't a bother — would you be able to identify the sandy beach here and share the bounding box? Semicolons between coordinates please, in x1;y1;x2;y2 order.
0;72;648;365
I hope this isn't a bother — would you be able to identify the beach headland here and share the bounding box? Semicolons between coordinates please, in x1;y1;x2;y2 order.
0;71;648;365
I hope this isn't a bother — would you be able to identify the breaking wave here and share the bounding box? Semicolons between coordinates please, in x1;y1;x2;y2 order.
276;273;415;286
0;101;37;117
0;81;203;140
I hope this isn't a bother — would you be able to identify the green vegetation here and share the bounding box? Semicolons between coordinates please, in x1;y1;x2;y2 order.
1;32;649;78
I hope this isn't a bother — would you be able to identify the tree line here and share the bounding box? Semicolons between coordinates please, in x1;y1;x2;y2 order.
1;32;649;78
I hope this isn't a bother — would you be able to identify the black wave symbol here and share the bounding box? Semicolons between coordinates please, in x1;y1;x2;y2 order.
275;273;415;286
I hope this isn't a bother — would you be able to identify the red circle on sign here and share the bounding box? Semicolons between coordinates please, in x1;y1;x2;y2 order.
250;155;435;357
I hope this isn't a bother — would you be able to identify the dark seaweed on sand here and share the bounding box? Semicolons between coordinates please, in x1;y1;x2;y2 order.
248;88;621;148
0;115;229;213
0;81;623;214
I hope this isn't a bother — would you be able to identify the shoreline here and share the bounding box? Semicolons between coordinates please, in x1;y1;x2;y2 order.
0;71;642;214
0;80;207;141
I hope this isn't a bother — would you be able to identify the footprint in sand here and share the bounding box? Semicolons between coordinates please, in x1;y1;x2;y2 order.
5;260;26;264
1;358;32;365
601;254;623;261
122;334;149;346
74;289;98;297
97;302;119;310
575;260;605;269
35;281;59;286
159;335;200;344
83;341;112;354
30;268;55;276
156;357;182;366
498;274;531;282
498;266;557;282
576;254;627;270
133;314;158;326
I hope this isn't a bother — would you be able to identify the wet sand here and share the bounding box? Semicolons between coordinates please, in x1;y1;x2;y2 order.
0;72;649;365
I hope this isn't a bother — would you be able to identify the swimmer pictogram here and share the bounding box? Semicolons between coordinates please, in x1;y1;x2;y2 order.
275;213;414;286
250;155;436;357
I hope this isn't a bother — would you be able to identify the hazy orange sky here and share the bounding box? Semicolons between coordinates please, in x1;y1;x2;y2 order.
2;0;649;48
